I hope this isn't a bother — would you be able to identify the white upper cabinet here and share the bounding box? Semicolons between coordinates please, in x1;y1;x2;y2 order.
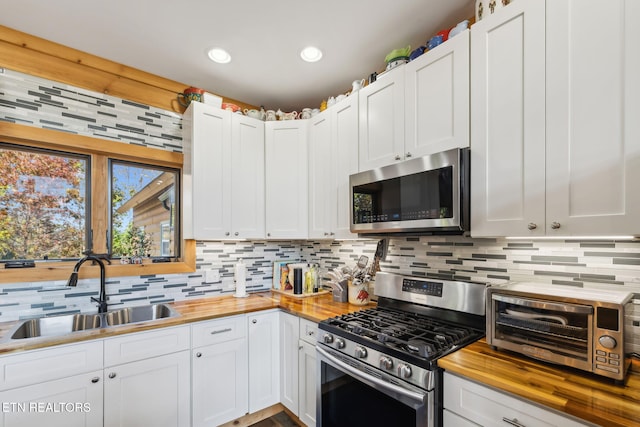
265;120;309;239
308;96;359;239
358;65;405;170
183;102;265;240
471;0;640;237
405;30;470;158
545;0;640;236
470;0;548;237
359;32;470;172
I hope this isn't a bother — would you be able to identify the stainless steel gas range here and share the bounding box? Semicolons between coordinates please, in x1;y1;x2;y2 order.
316;271;489;427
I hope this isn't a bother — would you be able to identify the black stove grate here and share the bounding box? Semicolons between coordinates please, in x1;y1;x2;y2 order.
320;306;484;365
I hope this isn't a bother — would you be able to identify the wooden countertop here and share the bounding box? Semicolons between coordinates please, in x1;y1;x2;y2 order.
438;340;640;427
0;291;372;355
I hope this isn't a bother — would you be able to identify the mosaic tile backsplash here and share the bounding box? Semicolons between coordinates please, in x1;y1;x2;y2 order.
0;68;638;355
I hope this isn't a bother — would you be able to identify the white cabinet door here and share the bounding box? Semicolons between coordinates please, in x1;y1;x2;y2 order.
192;338;249;427
332;96;359;239
265;120;309;239
443;372;590;427
248;310;280;413
298;340;317;427
545;0;640;236
279;311;299;415
104;351;191;427
230;113;265;239
308;96;359;239
358;66;405;170
183;102;231;240
405;29;470;158
308;110;333;239
470;0;546;237
0;371;103;427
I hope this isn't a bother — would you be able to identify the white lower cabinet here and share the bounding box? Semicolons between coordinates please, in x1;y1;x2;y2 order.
103;326;191;427
248;310;280;413
0;370;103;427
297;320;317;427
279;312;317;427
192;315;248;427
103;351;190;427
443;372;591;427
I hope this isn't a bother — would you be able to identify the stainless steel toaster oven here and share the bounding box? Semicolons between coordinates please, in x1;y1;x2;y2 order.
486;283;635;382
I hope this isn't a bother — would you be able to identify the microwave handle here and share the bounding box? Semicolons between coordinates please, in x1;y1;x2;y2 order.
492;295;593;314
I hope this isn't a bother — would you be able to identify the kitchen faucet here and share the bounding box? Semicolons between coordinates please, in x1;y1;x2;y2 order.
66;252;111;313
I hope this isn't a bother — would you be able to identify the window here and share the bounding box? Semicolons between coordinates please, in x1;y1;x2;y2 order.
110;161;180;259
0;144;90;261
0;124;194;284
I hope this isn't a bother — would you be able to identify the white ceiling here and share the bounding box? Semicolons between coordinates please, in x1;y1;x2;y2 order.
0;0;474;112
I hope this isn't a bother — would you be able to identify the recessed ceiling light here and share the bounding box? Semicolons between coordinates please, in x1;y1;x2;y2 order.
207;48;231;64
300;46;323;63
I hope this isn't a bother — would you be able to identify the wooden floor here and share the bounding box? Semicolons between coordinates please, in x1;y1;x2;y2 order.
219;404;303;427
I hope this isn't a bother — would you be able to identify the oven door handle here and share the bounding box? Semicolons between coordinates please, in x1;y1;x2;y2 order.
316;345;426;404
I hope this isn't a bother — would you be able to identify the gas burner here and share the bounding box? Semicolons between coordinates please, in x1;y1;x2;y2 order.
344;320;366;334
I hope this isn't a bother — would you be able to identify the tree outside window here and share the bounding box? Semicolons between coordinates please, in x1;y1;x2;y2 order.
0;145;89;261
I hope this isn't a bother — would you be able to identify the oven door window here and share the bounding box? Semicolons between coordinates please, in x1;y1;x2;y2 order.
320;359;428;427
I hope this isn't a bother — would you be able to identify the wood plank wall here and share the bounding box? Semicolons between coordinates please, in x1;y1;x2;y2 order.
0;25;256;114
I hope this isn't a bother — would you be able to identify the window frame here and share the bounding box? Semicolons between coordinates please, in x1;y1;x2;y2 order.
0;122;195;284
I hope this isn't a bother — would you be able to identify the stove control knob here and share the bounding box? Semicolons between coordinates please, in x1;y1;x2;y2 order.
397;363;412;379
335;338;346;349
322;334;334;344
354;346;367;359
380;356;394;370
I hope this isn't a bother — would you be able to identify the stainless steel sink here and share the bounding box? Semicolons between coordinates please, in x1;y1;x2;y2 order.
105;304;179;326
3;303;179;341
9;313;102;340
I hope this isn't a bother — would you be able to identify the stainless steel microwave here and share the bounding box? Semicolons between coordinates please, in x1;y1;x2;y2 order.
349;148;469;235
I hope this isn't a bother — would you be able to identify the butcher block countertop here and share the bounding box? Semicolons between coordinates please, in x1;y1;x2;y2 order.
0;291;371;355
438;340;640;427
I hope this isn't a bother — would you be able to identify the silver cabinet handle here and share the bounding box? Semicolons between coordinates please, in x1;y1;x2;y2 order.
502;417;526;427
394;154;402;160
307;330;315;336
527;223;537;230
551;221;561;229
91;377;100;384
225;232;230;236
211;328;233;335
196;352;202;358
405;152;412;158
267;233;271;237
252;319;257;324
235;232;239;236
108;372;116;379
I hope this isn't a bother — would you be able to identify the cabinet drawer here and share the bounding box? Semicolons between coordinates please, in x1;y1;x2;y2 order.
299;318;318;345
192;314;246;348
104;325;190;367
443;372;591;427
0;341;103;391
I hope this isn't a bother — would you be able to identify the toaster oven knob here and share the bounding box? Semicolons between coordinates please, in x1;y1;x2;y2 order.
397;363;412;379
322;334;334;344
599;335;617;349
380;356;394;370
335;338;345;349
354;346;367;359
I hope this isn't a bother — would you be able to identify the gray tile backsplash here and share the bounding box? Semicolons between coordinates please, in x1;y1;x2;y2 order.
1;65;639;361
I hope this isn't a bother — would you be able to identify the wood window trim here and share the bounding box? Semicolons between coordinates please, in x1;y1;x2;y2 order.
0;122;196;284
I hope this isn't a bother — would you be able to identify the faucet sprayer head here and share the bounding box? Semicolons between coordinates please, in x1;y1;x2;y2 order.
66;271;79;287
